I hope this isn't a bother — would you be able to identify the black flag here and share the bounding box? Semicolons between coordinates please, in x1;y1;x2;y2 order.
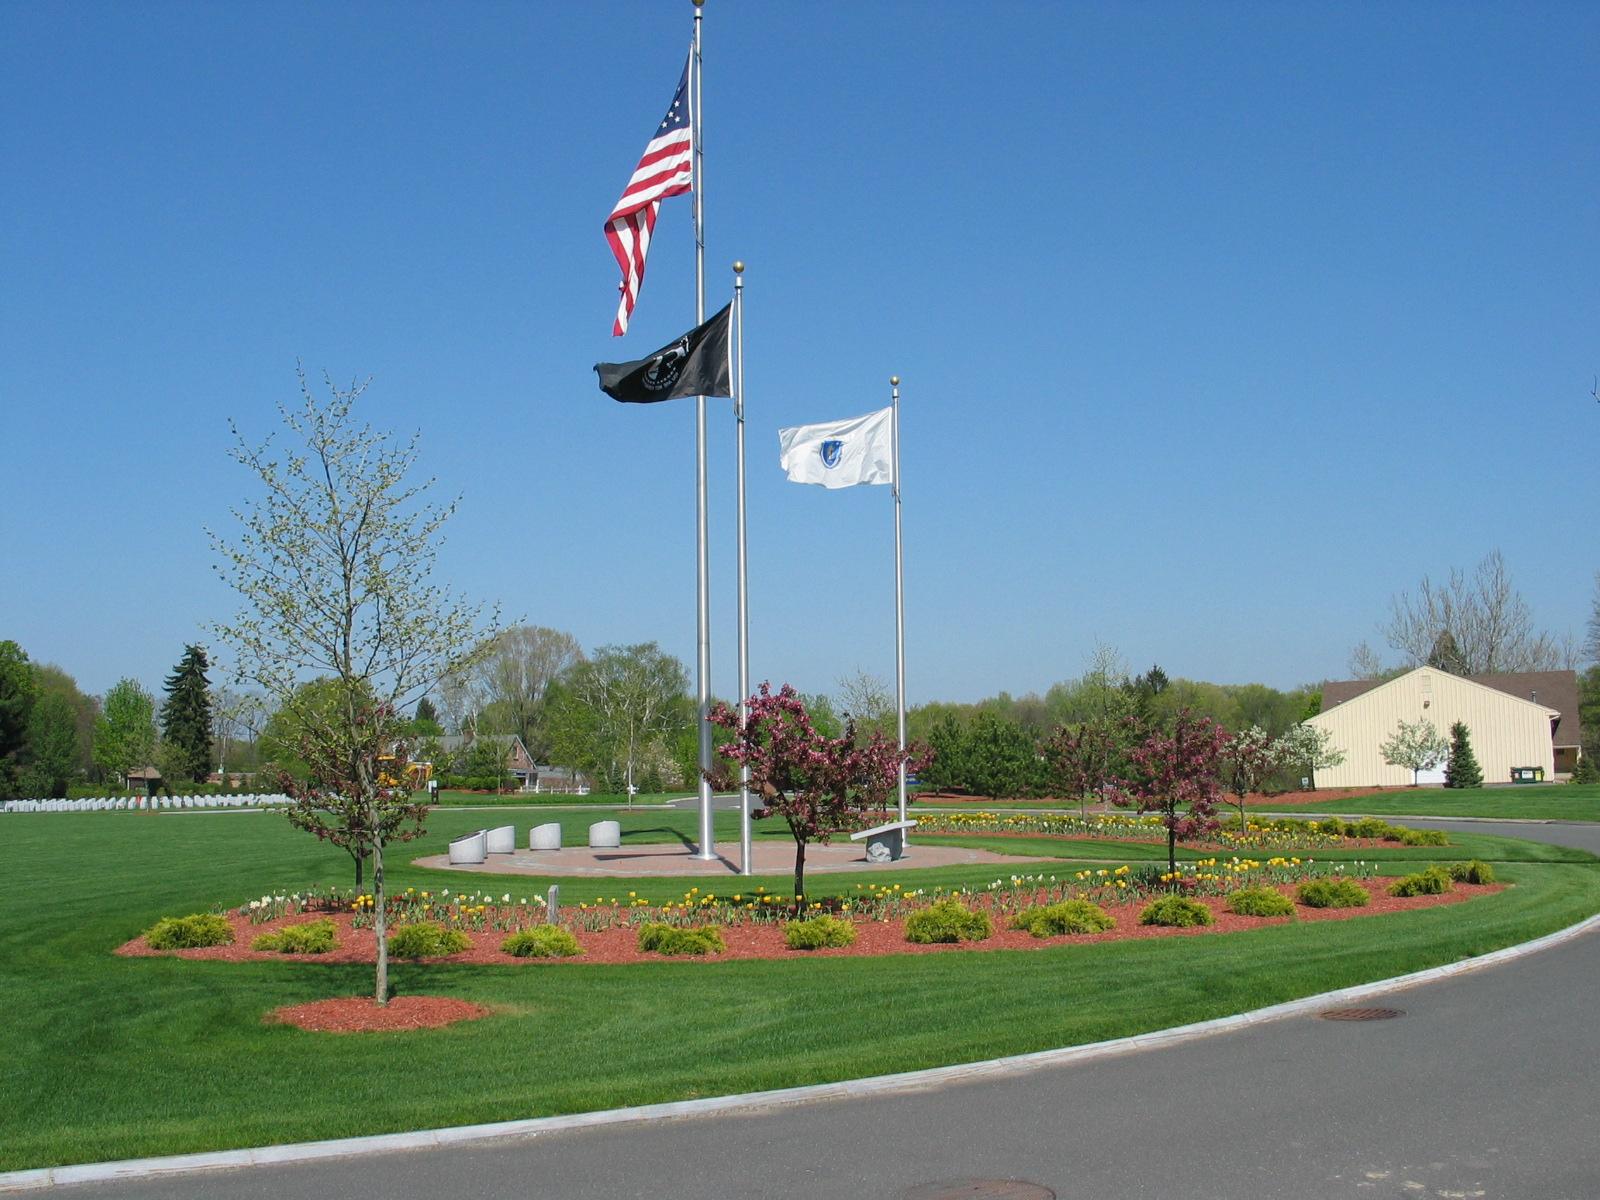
594;304;732;403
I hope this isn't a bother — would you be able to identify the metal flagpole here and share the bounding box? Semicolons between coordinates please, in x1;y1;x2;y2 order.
892;375;907;835
691;0;715;859
733;261;751;875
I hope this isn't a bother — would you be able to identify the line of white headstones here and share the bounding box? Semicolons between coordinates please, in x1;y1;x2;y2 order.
1;794;291;814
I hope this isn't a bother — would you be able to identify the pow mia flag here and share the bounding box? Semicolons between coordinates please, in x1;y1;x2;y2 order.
594;304;733;403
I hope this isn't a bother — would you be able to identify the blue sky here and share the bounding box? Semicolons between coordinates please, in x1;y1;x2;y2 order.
3;1;1596;706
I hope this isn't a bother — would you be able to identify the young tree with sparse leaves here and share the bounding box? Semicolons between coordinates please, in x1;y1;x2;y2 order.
212;369;495;1006
1379;717;1449;786
1113;709;1231;875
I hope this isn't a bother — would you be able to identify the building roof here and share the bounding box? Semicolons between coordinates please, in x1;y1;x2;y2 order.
1321;669;1582;748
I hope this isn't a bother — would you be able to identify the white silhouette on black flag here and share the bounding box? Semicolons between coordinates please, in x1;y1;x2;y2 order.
594;304;732;403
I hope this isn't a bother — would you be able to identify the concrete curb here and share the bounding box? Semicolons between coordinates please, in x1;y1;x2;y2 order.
6;909;1599;1193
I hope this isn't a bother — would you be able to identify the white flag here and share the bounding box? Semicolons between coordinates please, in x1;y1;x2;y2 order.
777;407;894;489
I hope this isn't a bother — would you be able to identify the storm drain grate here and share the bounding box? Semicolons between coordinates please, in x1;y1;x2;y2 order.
1319;1006;1405;1021
901;1181;1056;1200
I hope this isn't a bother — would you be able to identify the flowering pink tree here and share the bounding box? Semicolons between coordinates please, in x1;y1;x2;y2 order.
1113;709;1231;875
709;682;927;903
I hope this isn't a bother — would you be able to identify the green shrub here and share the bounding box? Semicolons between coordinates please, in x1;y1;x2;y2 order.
1295;877;1371;908
904;899;993;944
1388;866;1455;897
636;922;726;956
1226;887;1296;918
144;913;235;950
1447;859;1496;885
1010;899;1116;937
501;925;583;958
251;918;336;954
387;921;472;958
1352;817;1390;839
1138;895;1214;928
784;915;857;950
1399;828;1449;847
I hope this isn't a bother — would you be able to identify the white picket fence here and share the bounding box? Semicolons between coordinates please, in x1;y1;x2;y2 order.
0;794;291;814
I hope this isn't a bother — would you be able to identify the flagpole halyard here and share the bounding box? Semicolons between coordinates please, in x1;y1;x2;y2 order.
891;376;908;838
691;0;716;860
733;261;751;876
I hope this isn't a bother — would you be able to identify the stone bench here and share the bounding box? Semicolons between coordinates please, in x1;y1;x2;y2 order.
448;830;488;865
529;822;562;851
849;819;917;863
485;825;516;854
588;820;622;849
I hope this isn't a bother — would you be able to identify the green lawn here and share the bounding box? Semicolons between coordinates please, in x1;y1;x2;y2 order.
1;808;1595;1172
1245;784;1600;822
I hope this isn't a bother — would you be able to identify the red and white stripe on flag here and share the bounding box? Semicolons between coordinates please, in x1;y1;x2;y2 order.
605;56;693;336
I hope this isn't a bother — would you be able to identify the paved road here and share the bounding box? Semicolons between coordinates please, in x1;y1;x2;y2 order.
64;821;1600;1200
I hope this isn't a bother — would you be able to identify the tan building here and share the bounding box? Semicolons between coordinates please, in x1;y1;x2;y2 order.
1309;668;1577;787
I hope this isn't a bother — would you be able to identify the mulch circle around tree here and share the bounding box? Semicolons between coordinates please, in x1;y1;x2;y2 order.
116;879;1501;971
268;994;491;1033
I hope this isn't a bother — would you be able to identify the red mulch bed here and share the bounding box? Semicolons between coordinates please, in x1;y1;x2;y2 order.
918;828;1399;850
919;787;1415;809
268;994;490;1033
116;880;1501;968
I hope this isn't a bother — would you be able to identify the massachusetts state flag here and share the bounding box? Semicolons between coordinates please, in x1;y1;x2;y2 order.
778;408;895;488
605;56;693;336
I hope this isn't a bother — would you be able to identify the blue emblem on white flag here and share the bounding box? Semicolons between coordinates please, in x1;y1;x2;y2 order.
777;408;895;489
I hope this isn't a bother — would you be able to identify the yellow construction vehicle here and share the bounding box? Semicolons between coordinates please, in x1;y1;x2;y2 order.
377;755;433;791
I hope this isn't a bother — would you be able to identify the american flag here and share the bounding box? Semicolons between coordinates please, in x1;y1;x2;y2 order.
605;56;693;336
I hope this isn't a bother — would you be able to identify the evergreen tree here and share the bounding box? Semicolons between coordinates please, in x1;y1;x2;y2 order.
159;646;213;784
414;696;440;726
1444;721;1484;789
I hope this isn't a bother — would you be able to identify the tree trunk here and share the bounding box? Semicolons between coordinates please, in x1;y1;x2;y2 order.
1168;824;1177;877
792;833;807;908
352;849;364;891
372;800;388;1006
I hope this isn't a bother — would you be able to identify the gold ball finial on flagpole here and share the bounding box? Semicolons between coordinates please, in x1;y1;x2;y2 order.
890;375;900;386
733;261;744;274
692;0;704;7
